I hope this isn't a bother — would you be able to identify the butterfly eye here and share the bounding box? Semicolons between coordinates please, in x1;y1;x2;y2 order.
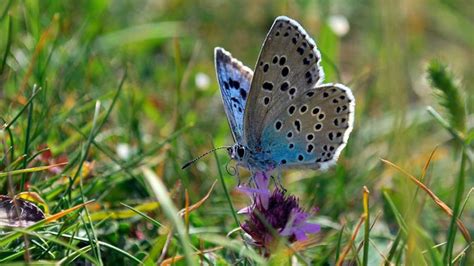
237;147;245;158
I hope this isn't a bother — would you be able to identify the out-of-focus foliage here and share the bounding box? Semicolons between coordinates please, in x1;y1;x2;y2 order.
0;0;472;264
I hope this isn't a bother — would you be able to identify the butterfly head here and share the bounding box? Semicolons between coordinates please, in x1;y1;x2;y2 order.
228;144;248;162
227;144;272;171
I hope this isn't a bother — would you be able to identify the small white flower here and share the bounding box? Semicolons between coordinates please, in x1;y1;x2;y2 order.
195;72;210;90
116;143;135;160
327;15;350;37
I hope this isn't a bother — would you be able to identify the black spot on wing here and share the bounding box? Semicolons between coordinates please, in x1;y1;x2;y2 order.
230;97;240;104
228;78;240;89
263;82;274;91
240;89;247;99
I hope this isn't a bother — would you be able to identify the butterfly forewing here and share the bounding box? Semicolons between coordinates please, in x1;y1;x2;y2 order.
215;48;254;143
243;16;324;148
261;83;355;170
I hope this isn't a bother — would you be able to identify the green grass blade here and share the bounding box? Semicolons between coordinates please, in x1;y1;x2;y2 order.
212;147;240;229
58;245;93;265
75;101;103;265
94;22;184;51
0;0;12;20
34;230;143;265
443;150;467;265
96;241;143;265
95;68;127;133
362;187;370;266
20;85;38;190
2;86;43;130
335;224;345;263
319;23;341;82
385;231;402;265
142;167;196;266
426;107;465;143
0;163;68;178
0;14;12;74
382;190;408;233
199;234;265;264
120;203;163;228
12;229;99;265
0;248;32;263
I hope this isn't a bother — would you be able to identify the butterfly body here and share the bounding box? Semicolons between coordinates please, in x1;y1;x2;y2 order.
227;144;276;172
216;16;355;173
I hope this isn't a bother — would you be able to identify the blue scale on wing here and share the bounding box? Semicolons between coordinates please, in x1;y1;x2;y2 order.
261;127;317;167
258;84;355;170
215;48;253;143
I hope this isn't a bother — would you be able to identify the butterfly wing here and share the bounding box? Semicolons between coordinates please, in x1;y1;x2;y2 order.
243;16;325;147
215;48;254;143
261;83;355;170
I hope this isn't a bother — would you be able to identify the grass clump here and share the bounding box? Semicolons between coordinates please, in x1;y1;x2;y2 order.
427;60;467;135
0;0;473;265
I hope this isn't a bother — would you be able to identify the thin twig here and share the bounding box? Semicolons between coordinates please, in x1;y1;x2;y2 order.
381;158;471;242
336;214;366;266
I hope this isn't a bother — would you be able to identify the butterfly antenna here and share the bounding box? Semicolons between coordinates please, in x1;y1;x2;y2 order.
181;146;231;169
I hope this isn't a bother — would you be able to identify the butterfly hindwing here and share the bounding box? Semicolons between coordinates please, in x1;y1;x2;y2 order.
261;83;355;170
215;48;253;143
243;16;325;148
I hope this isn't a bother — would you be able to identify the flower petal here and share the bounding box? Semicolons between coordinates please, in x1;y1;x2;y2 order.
292;211;309;223
236;186;269;196
301;222;321;234
279;226;293;237
255;172;270;189
294;229;308;241
237;206;253;214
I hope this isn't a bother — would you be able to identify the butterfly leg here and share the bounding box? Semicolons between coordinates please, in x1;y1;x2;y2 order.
271;168;286;192
248;171;257;188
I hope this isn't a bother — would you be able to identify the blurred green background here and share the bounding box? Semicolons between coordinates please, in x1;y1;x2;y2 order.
0;0;472;264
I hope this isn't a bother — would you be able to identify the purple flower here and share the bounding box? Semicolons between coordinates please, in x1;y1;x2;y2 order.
237;172;271;211
237;172;320;254
280;209;321;241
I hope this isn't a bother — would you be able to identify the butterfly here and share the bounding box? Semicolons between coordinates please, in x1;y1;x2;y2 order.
215;16;355;173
